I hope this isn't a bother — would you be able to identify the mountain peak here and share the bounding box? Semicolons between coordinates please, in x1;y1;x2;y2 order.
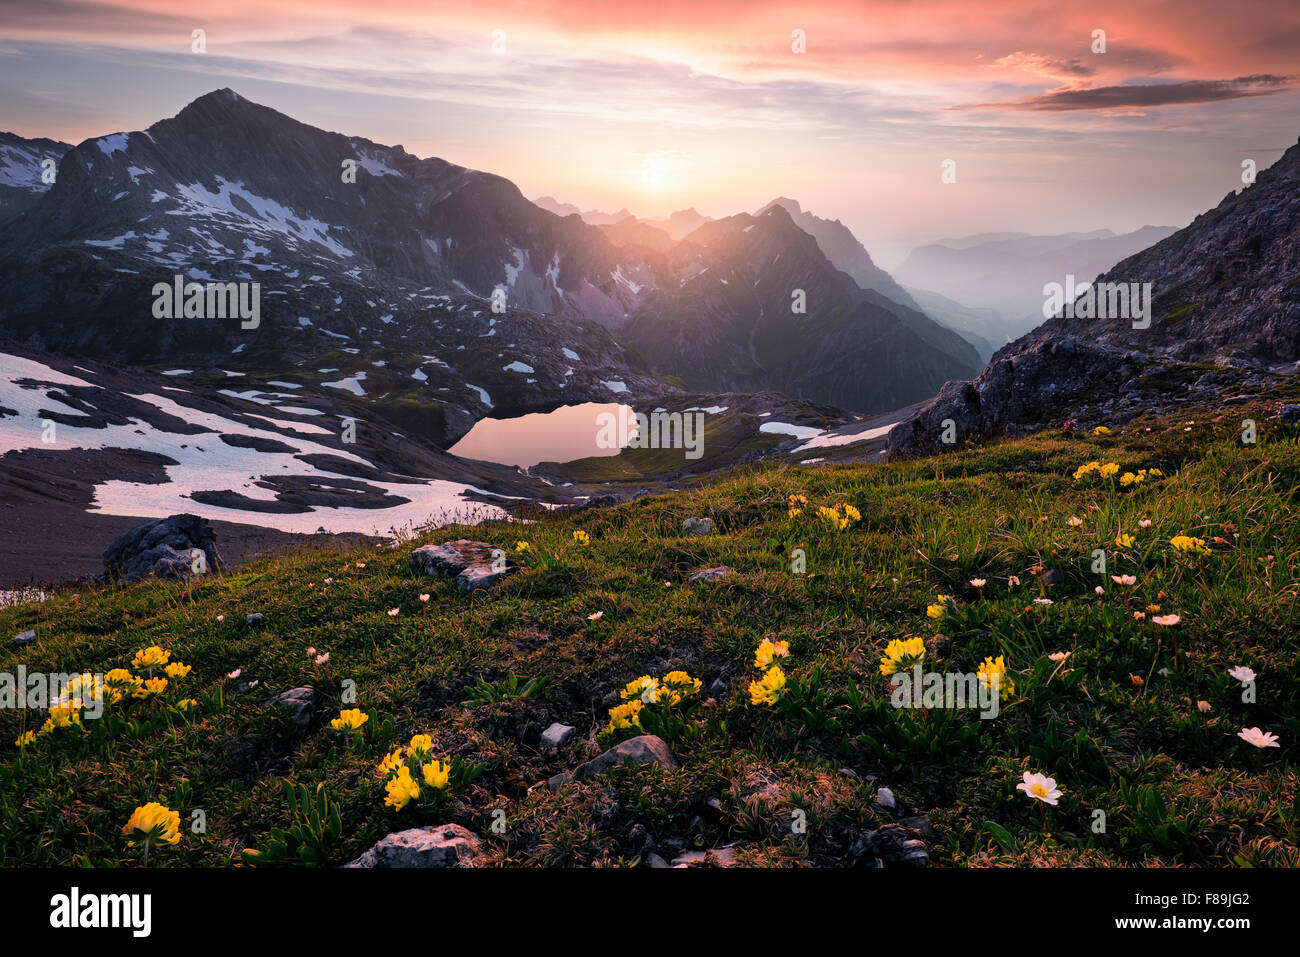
761;196;803;216
164;89;273;130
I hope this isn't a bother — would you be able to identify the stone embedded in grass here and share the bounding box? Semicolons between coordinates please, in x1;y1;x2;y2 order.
410;539;515;593
246;613;264;624
268;686;315;729
102;513;220;583
671;845;740;868
848;821;931;868
876;786;896;809
344;824;480;868
541;722;575;748
573;733;676;779
682;516;714;535
12;629;36;646
686;565;730;585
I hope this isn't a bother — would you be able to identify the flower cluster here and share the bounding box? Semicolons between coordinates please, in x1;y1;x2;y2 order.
1119;467;1162;487
1073;460;1120;481
122;802;181;853
330;708;369;732
378;734;455;811
16;647;195;748
602;670;703;737
1170;535;1211;556
976;655;1015;701
749;665;787;706
926;594;953;620
879;637;926;677
785;493;859;529
754;639;790;669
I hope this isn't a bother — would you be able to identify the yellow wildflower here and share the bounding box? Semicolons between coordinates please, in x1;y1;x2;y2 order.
620;676;660;704
572;530;590;546
754;639;791;669
1170;535;1210;555
977;655;1015;701
164;662;191;679
384;766;420;810
330;708;369;732
378;748;405;775
122;802;181;846
132;646;170;669
422;760;451;790
749;665;787;706
607;699;644;730
879;637;926;677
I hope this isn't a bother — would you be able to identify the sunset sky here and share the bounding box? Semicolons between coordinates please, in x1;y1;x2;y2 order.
2;0;1297;262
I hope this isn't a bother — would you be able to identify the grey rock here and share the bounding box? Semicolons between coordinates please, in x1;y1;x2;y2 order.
682;517;714;536
708;678;726;697
646;852;670;869
876;786;896;809
411;539;515;593
102;513;220;583
345;825;480;868
12;629;36;646
849;822;931;868
540;722;575;748
1280;405;1300;424
573;734;676;779
686;565;730;585
268;686;315;729
672;845;740;868
546;771;572;791
246;613;264;624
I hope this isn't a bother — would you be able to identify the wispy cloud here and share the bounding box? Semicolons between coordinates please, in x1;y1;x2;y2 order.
959;74;1295;111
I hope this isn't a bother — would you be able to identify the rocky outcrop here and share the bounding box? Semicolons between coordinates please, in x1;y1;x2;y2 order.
411;539;515;592
345;825;480;868
102;513;220;582
888;139;1300;457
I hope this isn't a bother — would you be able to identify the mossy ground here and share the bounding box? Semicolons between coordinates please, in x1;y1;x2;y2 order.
2;393;1298;867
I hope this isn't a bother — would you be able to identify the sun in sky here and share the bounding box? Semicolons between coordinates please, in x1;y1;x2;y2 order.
635;150;688;196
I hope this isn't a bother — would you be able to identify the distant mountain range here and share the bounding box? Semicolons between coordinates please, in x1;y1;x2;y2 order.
892;225;1181;340
0;88;981;425
0;87;994;546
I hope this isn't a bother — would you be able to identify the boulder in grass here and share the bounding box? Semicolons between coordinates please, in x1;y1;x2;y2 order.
573;734;676;779
682;517;714;536
102;513;220;583
410;539;515;592
268;686;315;729
345;825;480;868
686;565;730;585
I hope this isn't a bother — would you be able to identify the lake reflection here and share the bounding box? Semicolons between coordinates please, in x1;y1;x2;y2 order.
448;402;636;468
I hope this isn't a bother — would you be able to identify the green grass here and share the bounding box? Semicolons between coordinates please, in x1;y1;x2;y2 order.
1;395;1298;867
